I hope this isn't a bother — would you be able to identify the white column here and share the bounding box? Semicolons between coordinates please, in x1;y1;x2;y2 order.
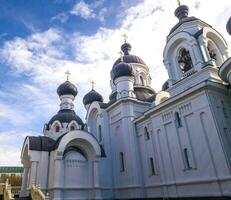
93;160;101;199
94;160;100;187
190;41;204;69
29;162;37;187
199;38;211;63
20;167;29;197
53;158;64;200
54;159;64;187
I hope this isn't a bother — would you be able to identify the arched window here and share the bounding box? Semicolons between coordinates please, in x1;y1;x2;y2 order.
207;44;217;61
120;152;125;172
140;76;144;85
221;100;228;118
177;48;193;73
144;127;150;140
175;112;182;128
206;39;223;67
70;126;75;131
98;125;102;142
55;125;60;132
150;157;156;175
183;148;192;169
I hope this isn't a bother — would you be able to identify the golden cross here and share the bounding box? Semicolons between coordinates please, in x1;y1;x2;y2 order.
90;80;95;90
122;33;128;43
65;70;71;81
119;51;124;62
177;0;181;6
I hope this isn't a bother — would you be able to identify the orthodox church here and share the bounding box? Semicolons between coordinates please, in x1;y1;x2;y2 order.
20;3;231;200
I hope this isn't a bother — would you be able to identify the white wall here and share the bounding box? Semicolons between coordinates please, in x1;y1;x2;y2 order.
136;84;231;198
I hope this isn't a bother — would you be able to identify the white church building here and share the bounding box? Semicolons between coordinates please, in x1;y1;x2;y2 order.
20;3;231;200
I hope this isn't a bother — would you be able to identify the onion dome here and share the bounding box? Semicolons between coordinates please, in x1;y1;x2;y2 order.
111;62;134;80
162;80;169;91
83;89;104;106
170;5;198;34
48;109;84;127
227;17;231;35
113;43;146;67
57;81;78;97
175;5;189;20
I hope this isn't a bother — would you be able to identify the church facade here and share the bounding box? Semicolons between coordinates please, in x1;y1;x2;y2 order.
20;4;231;200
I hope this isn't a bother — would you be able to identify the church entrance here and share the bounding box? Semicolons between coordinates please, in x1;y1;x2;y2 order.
64;146;89;187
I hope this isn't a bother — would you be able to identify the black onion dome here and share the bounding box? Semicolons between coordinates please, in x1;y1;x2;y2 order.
121;43;132;55
174;5;189;21
48;109;84;126
83;89;104;106
113;55;146;66
57;81;78;97
111;42;146;80
227;17;231;35
111;62;134;80
162;80;169;91
169;5;198;34
113;43;146;67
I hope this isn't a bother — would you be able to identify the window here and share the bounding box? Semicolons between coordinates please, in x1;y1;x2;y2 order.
70;126;75;131
55;126;60;132
150;157;156;175
144;127;150;140
140;76;144;85
177;48;193;73
98;125;102;142
175;112;182;128
183;148;192;169
224;128;231;148
120;152;125;172
207;45;217;61
221;101;228;118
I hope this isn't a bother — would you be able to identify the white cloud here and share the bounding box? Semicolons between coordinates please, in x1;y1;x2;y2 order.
98;7;107;22
70;0;95;19
0;131;39;166
2;0;231;111
51;12;69;23
52;1;107;23
0;102;32;126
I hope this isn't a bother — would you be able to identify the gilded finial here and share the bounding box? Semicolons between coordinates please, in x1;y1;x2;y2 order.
90;80;95;90
122;33;128;43
119;51;124;62
65;70;71;81
177;0;181;6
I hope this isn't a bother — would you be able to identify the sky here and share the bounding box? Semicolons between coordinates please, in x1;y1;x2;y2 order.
0;0;230;166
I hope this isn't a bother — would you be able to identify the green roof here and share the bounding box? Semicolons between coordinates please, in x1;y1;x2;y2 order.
0;167;23;173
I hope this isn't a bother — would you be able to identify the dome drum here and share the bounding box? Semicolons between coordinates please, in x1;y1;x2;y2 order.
48;109;84;130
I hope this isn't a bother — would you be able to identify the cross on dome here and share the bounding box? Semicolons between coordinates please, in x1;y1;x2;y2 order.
65;70;71;81
90;80;95;90
177;0;181;6
122;33;128;43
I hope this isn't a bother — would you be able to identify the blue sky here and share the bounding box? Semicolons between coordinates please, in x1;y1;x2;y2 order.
0;0;231;166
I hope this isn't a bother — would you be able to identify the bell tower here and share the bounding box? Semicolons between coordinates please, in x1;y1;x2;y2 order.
163;2;229;89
